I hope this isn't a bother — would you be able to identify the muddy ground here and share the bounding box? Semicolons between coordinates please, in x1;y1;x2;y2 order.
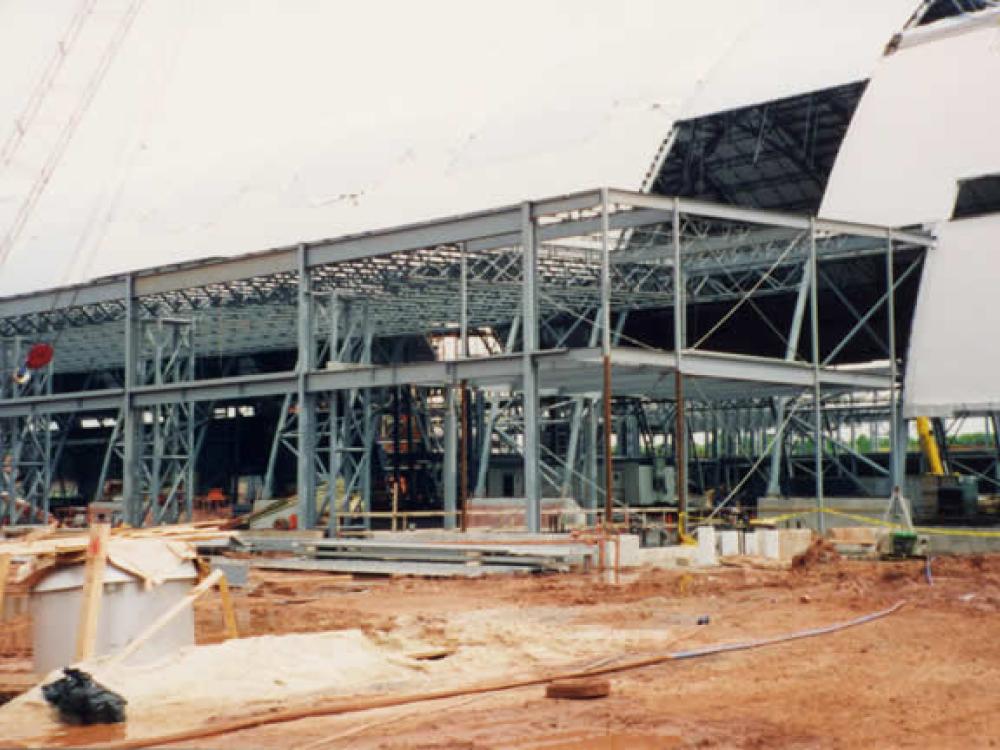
4;553;1000;748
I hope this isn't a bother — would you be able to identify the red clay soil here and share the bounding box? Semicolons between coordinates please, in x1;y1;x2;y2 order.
6;554;1000;748
187;555;1000;749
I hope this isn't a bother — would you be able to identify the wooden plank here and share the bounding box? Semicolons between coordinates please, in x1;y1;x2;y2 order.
109;569;223;666
0;527;231;558
0;673;40;701
20;525;57;543
0;553;10;621
217;574;239;640
74;524;110;662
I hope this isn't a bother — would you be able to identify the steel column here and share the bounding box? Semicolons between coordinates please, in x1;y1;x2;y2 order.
673;197;688;534
521;202;541;533
886;230;902;490
767;260;812;496
296;245;317;529
122;276;140;526
600;188;614;527
809;219;825;532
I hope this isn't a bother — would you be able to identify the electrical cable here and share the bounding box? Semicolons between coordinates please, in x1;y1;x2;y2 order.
41;600;906;750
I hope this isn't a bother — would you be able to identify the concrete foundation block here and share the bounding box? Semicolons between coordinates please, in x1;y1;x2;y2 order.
828;526;885;546
760;529;780;560
696;526;717;566
635;545;697;569
743;531;758;556
778;529;814;561
718;530;740;557
605;534;641;567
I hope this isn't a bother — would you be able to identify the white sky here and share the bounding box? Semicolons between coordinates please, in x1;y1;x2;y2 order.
0;0;916;298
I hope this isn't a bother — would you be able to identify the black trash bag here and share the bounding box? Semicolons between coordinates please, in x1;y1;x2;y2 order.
41;667;127;724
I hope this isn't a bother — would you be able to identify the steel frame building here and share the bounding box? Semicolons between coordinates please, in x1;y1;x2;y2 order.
0;187;932;531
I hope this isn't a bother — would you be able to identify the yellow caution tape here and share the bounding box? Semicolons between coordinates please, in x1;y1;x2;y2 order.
754;507;1000;538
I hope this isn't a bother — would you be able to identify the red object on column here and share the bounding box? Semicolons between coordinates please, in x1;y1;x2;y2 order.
26;342;54;369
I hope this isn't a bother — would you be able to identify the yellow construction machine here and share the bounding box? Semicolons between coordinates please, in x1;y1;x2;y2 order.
914;416;978;521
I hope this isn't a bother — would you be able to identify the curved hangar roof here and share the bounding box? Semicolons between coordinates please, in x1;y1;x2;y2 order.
637;2;1000;418
816;9;1000;418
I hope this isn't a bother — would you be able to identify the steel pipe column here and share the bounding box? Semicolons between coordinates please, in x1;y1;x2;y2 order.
521;203;541;533
296;245;318;529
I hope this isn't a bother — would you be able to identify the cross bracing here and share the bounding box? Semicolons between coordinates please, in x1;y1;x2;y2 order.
1;223;924;377
0;188;934;530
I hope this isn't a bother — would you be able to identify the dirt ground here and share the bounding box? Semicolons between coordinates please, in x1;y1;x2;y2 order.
4;553;1000;749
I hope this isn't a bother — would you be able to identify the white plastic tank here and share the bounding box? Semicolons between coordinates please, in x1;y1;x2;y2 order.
31;558;196;675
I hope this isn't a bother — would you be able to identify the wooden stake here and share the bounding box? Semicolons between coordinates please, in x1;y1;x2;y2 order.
391;484;399;532
0;554;10;623
217;574;238;640
74;523;110;662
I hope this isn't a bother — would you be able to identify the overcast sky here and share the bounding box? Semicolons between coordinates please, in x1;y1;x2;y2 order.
0;0;916;297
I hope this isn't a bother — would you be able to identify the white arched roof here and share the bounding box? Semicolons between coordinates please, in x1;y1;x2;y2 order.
816;13;1000;417
0;0;914;297
821;12;1000;226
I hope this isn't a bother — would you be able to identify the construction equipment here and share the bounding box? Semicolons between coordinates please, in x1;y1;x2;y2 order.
915;416;946;477
877;530;929;559
913;416;979;521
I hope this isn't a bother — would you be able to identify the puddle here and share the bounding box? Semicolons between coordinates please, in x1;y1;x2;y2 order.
520;732;681;749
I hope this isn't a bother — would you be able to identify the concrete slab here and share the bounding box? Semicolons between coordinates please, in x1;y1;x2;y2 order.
634;545;697;569
925;530;1000;555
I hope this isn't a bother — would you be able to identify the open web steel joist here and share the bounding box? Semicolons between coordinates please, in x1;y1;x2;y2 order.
0;188;932;529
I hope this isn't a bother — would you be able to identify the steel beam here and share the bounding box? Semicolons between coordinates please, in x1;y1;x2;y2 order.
767;259;811;496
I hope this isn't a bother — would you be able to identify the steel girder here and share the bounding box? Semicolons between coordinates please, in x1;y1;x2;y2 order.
0;188;938;532
0;338;52;524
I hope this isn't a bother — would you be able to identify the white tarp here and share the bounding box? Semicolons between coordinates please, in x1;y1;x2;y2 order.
903;214;1000;417
0;0;916;298
821;21;1000;227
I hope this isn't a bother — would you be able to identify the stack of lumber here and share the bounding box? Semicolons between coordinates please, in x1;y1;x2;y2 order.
1;521;232;555
0;522;233;592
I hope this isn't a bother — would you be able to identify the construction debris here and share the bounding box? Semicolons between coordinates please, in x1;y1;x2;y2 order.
545;678;611;700
41;668;126;725
306;538;596;573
